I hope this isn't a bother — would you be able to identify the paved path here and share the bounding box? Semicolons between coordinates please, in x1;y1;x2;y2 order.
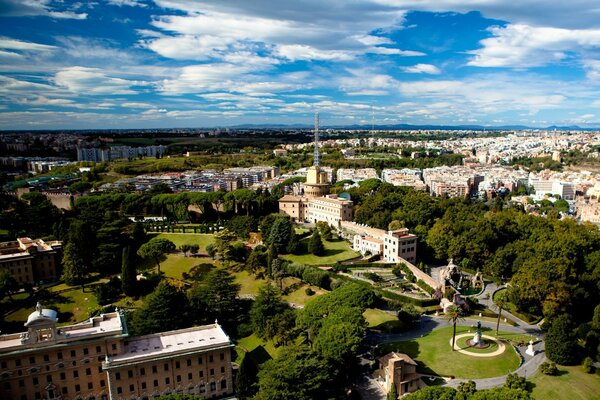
364;284;546;393
450;333;506;357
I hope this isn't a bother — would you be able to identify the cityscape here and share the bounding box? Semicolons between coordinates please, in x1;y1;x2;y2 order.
1;2;600;400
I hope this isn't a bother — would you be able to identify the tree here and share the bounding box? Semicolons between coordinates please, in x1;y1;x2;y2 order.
190;244;200;255
504;373;526;391
403;386;457;400
251;284;290;339
0;270;17;299
61;220;96;286
213;228;238;264
446;305;463;351
265;218;294;253
132;221;146;248
470;387;532;400
188;269;240;328
129;281;190;336
316;221;333;240
236;355;259;400
495;293;507;335
137;238;176;274
121;246;136;296
255;345;342;400
180;244;191;256
545;314;578;365
308;230;325;256
457;380;476;397
387;383;398;400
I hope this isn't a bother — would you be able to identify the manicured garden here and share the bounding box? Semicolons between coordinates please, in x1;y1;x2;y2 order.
376;326;521;379
152;233;215;251
281;238;360;265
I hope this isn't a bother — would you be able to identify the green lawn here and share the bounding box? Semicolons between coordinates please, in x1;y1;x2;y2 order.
6;287;100;325
158;254;212;280
281;238;360;265
232;270;266;296
364;308;398;327
529;365;600;400
377;326;521;379
152;233;215;251
281;277;327;306
235;334;279;364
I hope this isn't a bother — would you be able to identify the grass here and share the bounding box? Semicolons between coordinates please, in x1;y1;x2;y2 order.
281;277;327;306
529;365;600;400
152;233;215;251
232;270;266;296
376;326;520;379
235;334;280;364
364;308;398;327
158;254;210;280
281;238;360;265
455;336;500;354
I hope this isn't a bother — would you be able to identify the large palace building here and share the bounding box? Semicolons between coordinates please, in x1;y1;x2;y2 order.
0;238;63;285
0;304;234;400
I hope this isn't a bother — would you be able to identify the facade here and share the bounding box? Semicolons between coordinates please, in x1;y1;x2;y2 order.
351;227;417;264
306;194;353;226
0;238;62;285
303;166;330;199
375;352;420;397
278;194;307;222
77;146;167;162
0;305;234;400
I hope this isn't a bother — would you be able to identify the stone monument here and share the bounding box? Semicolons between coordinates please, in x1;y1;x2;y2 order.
526;340;536;356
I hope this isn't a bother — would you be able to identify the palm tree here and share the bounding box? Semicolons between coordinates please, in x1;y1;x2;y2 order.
495;296;506;336
446;305;463;351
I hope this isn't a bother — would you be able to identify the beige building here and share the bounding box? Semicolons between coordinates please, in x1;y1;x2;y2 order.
0;304;234;400
304;165;330;199
0;238;62;285
375;352;420;397
306;195;353;226
351;226;417;264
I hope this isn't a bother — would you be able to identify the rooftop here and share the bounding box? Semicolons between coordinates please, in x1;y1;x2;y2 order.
105;324;231;367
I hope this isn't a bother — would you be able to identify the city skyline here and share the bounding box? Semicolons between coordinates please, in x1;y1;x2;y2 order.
2;1;600;129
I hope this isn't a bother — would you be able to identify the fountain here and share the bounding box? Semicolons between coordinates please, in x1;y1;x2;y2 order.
467;321;490;349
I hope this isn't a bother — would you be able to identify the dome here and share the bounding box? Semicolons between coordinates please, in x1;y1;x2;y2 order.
25;306;58;326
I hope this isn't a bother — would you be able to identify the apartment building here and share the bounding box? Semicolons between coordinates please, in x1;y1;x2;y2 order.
349;224;417;264
0;238;62;285
306;194;354;226
0;305;234;400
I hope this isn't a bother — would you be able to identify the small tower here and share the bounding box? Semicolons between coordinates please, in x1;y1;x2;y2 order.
313;111;320;167
304;111;330;199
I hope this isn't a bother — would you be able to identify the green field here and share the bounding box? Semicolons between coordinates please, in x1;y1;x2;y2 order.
281;238;360;265
377;326;521;379
235;334;280;364
364;308;398;327
281;277;327;306
233;270;266;296
158;254;213;280
152;233;215;251
529;365;600;400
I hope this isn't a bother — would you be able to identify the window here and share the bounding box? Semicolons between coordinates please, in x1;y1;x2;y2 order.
0;361;6;369
86;368;91;376
198;371;203;378
152;366;157;373
100;380;105;387
96;346;101;353
220;352;224;361
16;359;21;366
175;361;180;369
210;368;214;376
111;344;117;351
129;384;134;392
188;373;192;380
176;375;181;382
19;380;24;388
33;377;38;385
73;371;78;379
165;377;170;385
197;357;203;365
98;366;103;373
186;359;191;367
153;380;158;387
70;350;76;358
83;348;89;355
128;370;133;378
209;355;213;363
210;382;216;391
75;384;81;392
4;382;10;390
88;382;93;390
56;352;62;360
221;379;227;389
62;387;68;395
220;366;225;373
115;372;121;380
46;375;52;383
140;367;145;376
164;363;169;371
117;387;122;394
29;356;36;364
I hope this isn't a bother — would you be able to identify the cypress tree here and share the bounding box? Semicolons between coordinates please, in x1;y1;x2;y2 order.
121;246;136;296
308;230;325;256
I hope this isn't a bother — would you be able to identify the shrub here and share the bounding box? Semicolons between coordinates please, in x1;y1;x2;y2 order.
416;279;435;295
582;357;595;373
305;287;315;296
540;361;558;375
363;272;382;282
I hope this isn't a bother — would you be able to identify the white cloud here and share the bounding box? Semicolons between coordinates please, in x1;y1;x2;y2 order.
54;66;144;95
107;0;147;7
0;0;87;19
468;24;600;68
0;37;57;52
338;69;398;95
274;45;354;61
402;63;441;74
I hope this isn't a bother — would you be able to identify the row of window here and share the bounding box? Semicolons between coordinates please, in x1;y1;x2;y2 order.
115;378;227;395
1;344;115;369
114;356;226;381
3;377;106;393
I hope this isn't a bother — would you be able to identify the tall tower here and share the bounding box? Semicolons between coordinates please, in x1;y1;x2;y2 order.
313;111;320;167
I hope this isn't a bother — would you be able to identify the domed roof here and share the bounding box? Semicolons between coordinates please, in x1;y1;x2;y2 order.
25;302;58;326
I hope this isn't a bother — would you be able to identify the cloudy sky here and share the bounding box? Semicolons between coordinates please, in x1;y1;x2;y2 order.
2;0;600;129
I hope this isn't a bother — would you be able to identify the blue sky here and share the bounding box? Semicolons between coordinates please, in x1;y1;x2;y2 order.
2;0;600;129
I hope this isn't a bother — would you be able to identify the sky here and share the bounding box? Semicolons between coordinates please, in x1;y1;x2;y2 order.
2;1;600;129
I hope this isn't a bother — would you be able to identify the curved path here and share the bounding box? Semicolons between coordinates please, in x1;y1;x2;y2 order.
450;333;506;357
363;285;546;395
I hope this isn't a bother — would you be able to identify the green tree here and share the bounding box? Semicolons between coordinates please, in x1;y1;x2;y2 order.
213;228;238;264
137;238;176;274
61;219;96;286
235;355;259;400
446;305;463;352
129;281;190;336
545;314;578;365
255;345;341;400
265;217;294;253
495;293;507;335
251;284;290;339
387;383;398;400
121;246;136;296
188;269;240;328
0;270;17;299
470;387;531;400
316;221;333;240
308;230;325;256
180;244;191;256
457;380;476;397
403;386;457;400
504;373;526;390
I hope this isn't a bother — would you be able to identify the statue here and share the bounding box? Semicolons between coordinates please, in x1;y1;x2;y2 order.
526;340;536;356
36;301;43;315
